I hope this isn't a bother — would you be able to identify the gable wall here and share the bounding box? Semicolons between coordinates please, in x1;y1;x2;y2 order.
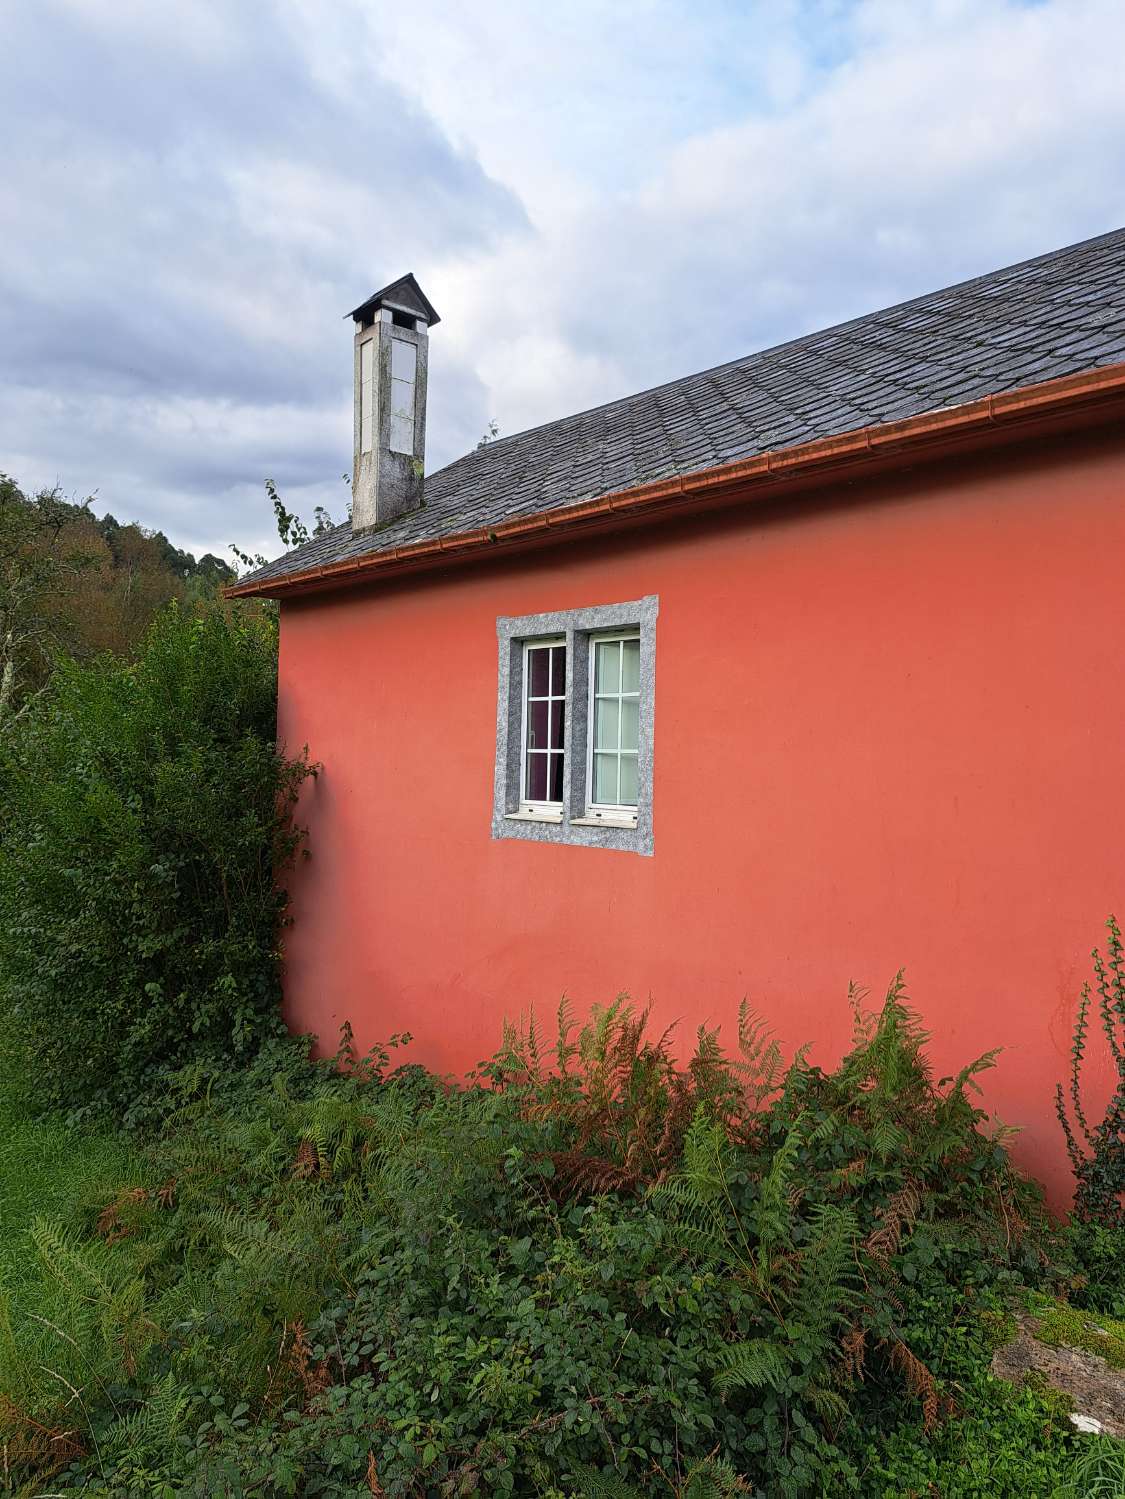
276;423;1125;1205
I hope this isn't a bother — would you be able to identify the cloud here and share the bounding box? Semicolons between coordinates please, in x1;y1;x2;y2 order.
0;0;522;556
422;0;1125;443
1;0;1123;560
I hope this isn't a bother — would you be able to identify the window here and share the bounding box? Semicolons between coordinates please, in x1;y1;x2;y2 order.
389;338;416;455
492;596;658;855
588;634;640;815
520;639;566;812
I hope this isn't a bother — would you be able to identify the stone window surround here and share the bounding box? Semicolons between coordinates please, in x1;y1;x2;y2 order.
491;595;658;856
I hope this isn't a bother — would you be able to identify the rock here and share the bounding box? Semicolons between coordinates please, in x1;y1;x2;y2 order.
991;1309;1125;1438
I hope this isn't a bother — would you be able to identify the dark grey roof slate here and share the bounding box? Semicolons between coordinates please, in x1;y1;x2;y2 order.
244;226;1125;588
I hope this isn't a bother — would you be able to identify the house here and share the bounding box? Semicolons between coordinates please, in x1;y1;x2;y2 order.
230;231;1125;1204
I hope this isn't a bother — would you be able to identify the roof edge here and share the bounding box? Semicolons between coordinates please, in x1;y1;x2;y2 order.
226;360;1125;601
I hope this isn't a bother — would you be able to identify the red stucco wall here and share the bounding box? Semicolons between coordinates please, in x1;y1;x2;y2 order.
276;425;1125;1206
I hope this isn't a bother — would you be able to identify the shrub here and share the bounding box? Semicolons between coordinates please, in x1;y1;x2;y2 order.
2;986;1071;1497
0;603;314;1119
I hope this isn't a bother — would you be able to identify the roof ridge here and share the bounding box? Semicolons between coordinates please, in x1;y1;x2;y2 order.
429;223;1125;477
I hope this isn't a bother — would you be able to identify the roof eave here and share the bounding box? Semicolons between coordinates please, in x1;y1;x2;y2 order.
226;361;1125;601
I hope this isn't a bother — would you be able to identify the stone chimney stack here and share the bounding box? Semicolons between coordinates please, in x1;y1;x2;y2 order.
346;274;440;532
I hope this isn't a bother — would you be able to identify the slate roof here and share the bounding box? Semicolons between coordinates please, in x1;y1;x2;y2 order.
243;226;1125;588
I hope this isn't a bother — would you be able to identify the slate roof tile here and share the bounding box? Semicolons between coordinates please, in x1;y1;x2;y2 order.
244;227;1125;588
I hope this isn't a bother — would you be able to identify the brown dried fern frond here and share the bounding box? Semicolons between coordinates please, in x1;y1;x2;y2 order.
288;1321;331;1404
840;1325;867;1381
833;1156;869;1189
0;1395;84;1478
887;1339;943;1432
291;1139;320;1180
365;1450;385;1494
95;1186;149;1244
865;1181;922;1265
547;1150;641;1198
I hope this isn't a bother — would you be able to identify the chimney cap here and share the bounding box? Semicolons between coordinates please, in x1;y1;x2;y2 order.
346;272;441;328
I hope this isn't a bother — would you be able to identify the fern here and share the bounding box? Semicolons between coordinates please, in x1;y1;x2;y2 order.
789;1203;859;1346
681;1456;752;1497
569;1466;646;1498
710;1336;791;1393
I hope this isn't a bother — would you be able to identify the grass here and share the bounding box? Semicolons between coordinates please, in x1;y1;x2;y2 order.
0;1058;144;1314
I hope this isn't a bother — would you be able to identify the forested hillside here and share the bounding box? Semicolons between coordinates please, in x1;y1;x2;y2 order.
0;471;234;725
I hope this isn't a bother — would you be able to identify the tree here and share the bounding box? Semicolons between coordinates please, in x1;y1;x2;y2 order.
1;473;238;733
0;475;94;731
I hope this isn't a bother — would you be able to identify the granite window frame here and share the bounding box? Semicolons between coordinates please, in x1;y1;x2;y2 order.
492;595;657;856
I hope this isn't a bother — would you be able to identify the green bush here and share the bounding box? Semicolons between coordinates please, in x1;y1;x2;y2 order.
3;987;1086;1498
0;603;314;1120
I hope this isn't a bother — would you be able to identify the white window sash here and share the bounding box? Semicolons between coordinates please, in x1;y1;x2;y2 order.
585;630;640;819
519;636;566;813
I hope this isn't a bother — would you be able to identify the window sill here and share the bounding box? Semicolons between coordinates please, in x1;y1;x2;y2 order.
505;809;563;825
571;813;638;830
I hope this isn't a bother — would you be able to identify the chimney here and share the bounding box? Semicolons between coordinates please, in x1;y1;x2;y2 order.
346;273;440;532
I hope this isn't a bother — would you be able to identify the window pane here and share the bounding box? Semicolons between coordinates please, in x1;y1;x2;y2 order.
594;752;619;805
528;648;550;696
595;639;620;694
549;699;564;750
527;699;549;750
389;413;413;454
526;752;548;801
595;697;619;751
548;753;564;801
619;697;639;753
621;637;640;693
390;339;417;381
619;753;639;806
550;644;566;693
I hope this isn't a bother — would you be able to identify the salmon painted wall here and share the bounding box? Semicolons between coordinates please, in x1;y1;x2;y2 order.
276;425;1125;1205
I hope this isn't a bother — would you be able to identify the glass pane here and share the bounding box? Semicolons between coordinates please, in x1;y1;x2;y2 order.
595;639;620;694
526;752;547;801
594;752;618;805
548;753;564;801
621;638;640;693
594;697;620;752
527;699;548;750
550;644;566;694
619;753;639;806
390;339;417;381
549;699;564;750
619;697;639;753
528;648;550;696
389;413;413;454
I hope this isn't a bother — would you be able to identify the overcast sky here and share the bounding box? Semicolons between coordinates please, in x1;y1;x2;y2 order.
2;0;1123;563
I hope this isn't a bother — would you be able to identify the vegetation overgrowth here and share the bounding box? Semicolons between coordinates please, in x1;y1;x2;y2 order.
1057;915;1125;1233
2;990;1122;1497
0;603;315;1120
